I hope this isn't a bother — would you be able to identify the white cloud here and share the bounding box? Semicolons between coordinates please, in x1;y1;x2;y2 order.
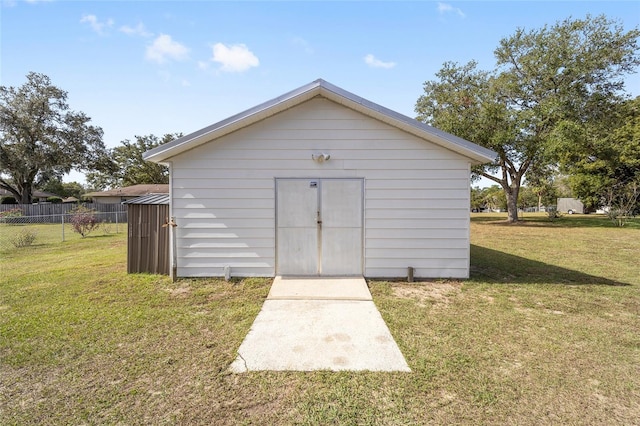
437;2;465;18
211;43;259;72
146;34;190;64
80;14;114;35
120;22;153;38
364;54;396;69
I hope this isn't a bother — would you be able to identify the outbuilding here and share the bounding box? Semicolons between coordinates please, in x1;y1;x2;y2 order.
123;193;170;275
144;79;496;280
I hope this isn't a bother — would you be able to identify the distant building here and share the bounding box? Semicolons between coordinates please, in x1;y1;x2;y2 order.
0;188;60;204
83;184;169;204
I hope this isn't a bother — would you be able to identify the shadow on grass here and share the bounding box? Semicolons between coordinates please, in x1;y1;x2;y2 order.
470;244;629;286
472;214;639;229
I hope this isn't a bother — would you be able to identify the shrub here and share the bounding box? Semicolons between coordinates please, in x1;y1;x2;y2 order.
546;206;562;221
0;196;17;204
10;229;37;248
0;208;23;224
607;208;632;228
69;206;100;237
47;196;63;204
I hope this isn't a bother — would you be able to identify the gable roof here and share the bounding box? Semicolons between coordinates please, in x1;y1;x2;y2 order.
143;79;497;165
122;193;170;205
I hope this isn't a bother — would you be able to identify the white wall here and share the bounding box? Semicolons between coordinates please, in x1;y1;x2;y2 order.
170;97;472;278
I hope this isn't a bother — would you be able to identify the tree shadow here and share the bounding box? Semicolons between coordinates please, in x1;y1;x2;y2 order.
470;245;629;286
472;215;639;229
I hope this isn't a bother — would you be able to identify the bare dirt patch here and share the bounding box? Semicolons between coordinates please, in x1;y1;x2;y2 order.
166;286;192;298
392;281;462;307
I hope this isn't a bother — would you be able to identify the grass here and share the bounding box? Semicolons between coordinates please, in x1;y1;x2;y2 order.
1;214;638;424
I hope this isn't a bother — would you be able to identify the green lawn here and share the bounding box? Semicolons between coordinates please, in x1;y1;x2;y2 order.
1;214;638;425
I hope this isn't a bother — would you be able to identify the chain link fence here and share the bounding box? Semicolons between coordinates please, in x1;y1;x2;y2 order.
0;211;128;252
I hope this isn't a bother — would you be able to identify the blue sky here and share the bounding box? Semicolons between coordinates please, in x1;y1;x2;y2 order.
2;0;639;184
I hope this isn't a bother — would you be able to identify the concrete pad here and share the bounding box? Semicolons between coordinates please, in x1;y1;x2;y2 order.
229;299;411;372
268;276;372;300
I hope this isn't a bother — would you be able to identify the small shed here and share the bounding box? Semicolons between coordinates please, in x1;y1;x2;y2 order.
143;79;497;280
123;194;170;275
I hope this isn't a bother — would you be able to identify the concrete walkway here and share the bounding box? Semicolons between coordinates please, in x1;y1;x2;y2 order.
229;277;411;372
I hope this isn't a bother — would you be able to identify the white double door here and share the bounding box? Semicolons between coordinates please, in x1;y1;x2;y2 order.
276;178;363;276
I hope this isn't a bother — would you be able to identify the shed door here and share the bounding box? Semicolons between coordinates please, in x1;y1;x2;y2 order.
276;178;363;276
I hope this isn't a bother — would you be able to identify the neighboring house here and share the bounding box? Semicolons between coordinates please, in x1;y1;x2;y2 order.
84;184;169;204
0;188;59;203
144;79;496;279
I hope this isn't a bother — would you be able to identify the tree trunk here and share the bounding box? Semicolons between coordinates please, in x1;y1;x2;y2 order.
19;183;32;204
505;185;520;223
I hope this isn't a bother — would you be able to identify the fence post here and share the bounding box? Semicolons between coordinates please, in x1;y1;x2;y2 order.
61;214;65;242
116;211;119;234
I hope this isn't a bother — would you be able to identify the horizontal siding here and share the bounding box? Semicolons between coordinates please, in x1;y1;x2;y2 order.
172;167;467;180
366;218;468;229
179;239;273;249
174;208;274;219
171;97;472;278
366;198;469;209
173;178;274;189
366;238;469;249
366;208;469;219
366;258;468;269
186;148;458;161
366;268;469;279
366;228;468;239
366;178;469;190
173;198;273;209
176;266;274;278
179;228;274;239
175;188;273;199
172;158;466;170
181;247;273;258
367;248;467;259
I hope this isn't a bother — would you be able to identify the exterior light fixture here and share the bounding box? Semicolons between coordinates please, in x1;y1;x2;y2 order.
312;153;331;162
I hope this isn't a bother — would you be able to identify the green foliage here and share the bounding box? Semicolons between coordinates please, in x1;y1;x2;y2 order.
0;207;22;221
0;72;108;203
46;196;62;204
416;15;640;222
546;206;562;221
86;133;179;190
69;205;100;237
558;97;640;213
40;180;86;199
10;228;37;248
0;196;17;204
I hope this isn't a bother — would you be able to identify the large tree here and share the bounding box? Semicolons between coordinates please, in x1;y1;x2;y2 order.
558;96;640;212
0;72;107;203
416;15;640;222
86;133;179;190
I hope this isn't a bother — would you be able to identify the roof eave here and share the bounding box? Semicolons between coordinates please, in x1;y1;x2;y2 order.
143;81;324;163
144;79;497;165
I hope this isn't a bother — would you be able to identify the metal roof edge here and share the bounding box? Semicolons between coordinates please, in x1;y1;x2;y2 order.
315;80;497;163
144;78;497;164
122;193;170;205
143;79;325;162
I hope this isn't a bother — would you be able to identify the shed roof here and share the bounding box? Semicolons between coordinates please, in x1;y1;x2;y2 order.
122;193;170;205
143;79;497;165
